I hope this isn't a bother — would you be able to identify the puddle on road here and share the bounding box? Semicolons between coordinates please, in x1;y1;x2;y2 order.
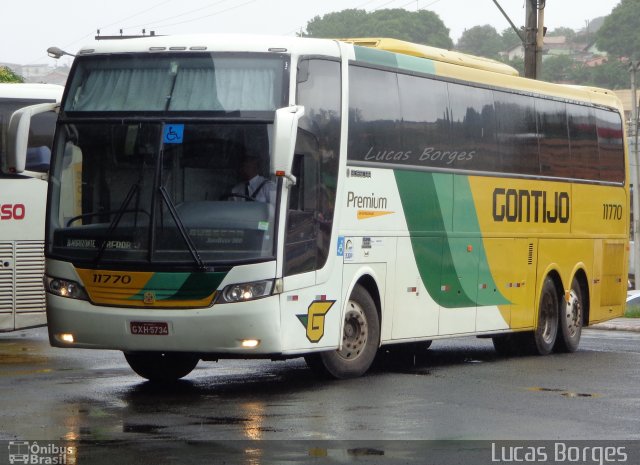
527;387;601;398
0;341;49;367
123;423;167;434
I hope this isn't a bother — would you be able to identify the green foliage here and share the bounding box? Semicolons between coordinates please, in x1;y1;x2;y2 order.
0;66;23;83
500;28;522;50
585;59;629;89
501;57;524;76
540;55;575;82
547;27;577;42
596;0;640;59
625;299;640;317
538;57;628;89
457;25;504;59
301;6;628;90
303;8;453;49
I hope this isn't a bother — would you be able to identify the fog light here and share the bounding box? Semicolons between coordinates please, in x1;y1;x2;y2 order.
241;339;260;348
59;333;75;343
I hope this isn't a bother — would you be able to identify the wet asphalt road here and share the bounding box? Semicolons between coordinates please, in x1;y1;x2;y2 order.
0;327;639;463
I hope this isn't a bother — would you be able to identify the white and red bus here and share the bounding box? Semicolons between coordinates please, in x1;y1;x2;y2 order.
0;83;63;331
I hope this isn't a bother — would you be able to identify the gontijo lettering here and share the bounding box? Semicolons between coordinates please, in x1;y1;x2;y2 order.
493;188;570;223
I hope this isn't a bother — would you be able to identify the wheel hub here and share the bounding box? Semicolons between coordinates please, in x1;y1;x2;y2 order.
564;290;582;337
337;302;368;361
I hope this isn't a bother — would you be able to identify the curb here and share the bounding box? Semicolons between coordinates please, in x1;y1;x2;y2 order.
589;322;640;333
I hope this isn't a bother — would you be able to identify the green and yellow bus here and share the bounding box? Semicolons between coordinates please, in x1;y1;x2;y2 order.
7;35;628;381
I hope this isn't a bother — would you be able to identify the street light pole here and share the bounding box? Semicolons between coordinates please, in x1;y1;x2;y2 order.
630;61;640;289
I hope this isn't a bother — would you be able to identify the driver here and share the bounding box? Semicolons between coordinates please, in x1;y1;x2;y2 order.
230;155;275;202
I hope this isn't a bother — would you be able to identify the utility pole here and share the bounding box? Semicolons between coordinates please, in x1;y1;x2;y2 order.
492;0;543;79
524;0;538;79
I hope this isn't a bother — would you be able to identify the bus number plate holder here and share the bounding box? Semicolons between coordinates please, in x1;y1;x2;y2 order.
130;321;169;336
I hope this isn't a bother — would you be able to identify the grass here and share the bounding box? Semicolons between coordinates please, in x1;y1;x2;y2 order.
624;302;640;318
624;308;640;318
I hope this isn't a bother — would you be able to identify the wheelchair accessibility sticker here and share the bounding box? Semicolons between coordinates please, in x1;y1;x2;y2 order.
163;124;184;144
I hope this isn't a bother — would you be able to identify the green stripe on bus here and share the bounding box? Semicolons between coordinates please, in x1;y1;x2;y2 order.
353;45;436;74
130;272;226;301
396;53;436;75
353;46;398;68
394;170;509;308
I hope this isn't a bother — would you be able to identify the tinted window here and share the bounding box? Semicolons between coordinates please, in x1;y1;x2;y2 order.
0;99;57;173
494;91;539;175
448;83;498;171
537;99;571;178
65;54;288;113
567;103;599;180
286;59;341;276
596;108;625;183
346;65;624;184
397;73;453;168
348;65;402;164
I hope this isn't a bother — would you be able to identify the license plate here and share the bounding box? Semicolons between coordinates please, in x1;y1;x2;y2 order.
130;321;169;336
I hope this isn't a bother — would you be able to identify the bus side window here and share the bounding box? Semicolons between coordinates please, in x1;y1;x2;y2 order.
284;147;320;276
286;57;341;277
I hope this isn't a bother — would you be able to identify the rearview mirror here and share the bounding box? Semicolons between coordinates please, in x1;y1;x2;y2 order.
5;102;58;174
271;105;304;182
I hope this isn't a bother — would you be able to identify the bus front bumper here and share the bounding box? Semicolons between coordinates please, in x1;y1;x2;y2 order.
46;293;283;356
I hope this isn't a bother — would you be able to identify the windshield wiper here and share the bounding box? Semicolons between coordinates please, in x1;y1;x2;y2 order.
158;185;206;271
94;182;141;265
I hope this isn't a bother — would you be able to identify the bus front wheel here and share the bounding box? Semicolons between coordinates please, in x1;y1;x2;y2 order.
124;352;199;382
305;284;380;379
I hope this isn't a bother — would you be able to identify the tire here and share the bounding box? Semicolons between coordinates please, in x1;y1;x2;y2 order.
492;334;517;357
524;276;560;355
555;278;583;353
124;352;199;382
309;284;380;379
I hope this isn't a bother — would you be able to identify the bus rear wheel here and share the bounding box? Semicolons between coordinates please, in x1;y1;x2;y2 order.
521;276;559;355
555;278;583;353
124;352;199;382
305;284;380;379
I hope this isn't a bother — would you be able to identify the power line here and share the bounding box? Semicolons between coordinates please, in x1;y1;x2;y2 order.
98;0;175;32
123;0;238;30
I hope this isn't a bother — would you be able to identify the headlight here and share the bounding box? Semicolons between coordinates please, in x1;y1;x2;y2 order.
218;279;274;304
45;276;89;300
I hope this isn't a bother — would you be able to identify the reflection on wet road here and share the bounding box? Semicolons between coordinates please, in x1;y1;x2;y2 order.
1;327;640;463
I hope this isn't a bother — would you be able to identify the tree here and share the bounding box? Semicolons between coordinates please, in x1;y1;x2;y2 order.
539;55;575;83
502;56;524;76
0;66;23;83
500;27;521;51
303;9;453;49
547;27;577;43
303;9;369;39
596;0;640;59
456;25;503;59
586;60;629;89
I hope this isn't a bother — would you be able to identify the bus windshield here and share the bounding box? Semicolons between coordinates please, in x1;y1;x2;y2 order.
49;121;278;266
48;52;290;267
63;53;288;113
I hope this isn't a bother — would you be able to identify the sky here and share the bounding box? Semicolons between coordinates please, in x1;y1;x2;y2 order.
1;0;622;66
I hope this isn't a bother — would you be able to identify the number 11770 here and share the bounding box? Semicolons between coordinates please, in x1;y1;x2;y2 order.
602;203;623;220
